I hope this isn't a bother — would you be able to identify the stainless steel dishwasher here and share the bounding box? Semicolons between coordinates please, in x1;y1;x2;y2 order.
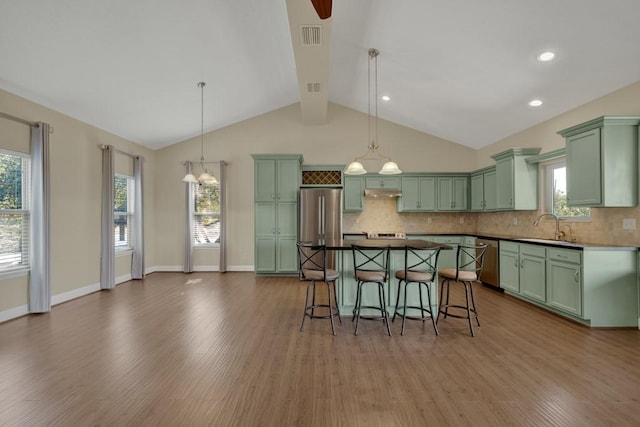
476;238;499;287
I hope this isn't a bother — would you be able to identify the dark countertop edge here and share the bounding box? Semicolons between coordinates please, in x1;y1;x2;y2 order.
343;232;639;251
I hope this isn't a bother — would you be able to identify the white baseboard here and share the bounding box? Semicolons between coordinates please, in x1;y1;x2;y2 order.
0;304;29;323
0;265;258;323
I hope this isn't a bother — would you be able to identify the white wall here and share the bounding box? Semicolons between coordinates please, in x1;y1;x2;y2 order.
154;102;477;270
0;89;156;317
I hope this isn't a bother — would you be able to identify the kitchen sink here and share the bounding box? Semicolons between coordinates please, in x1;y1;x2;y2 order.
518;238;582;247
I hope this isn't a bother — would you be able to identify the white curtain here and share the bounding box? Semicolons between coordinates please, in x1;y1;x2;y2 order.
218;160;227;272
100;145;115;289
29;122;51;313
131;156;145;279
183;162;194;273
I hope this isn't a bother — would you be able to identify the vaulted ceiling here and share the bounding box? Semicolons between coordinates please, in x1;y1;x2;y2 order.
1;0;640;150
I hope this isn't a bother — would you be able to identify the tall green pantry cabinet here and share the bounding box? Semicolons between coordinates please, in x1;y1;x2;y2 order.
252;154;302;273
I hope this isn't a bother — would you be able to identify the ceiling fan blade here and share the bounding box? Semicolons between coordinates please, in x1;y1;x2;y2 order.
310;0;332;19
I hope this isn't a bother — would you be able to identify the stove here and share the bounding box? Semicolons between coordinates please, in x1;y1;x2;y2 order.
366;232;407;240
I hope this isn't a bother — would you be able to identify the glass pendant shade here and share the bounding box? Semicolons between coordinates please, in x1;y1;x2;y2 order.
379;161;402;175
345;161;367;175
182;173;197;183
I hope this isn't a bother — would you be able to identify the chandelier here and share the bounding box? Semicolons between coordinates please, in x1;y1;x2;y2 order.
344;48;402;175
182;82;218;185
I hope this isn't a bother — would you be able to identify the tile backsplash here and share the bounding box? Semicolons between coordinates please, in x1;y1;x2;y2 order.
343;198;640;246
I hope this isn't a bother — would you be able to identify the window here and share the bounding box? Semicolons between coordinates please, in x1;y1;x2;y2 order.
0;150;30;272
192;181;220;246
544;160;590;219
114;174;134;251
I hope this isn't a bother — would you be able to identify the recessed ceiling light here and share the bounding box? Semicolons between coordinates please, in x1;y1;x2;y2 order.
381;95;390;102
528;99;543;107
537;51;556;62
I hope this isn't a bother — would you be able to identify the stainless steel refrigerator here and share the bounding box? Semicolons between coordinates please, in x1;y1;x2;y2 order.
299;188;343;266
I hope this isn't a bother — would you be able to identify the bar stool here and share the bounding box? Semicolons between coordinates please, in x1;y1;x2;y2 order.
437;243;488;337
351;244;392;336
297;242;341;335
392;246;441;335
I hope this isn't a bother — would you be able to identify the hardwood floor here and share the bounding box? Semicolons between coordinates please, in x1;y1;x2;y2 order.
1;272;639;426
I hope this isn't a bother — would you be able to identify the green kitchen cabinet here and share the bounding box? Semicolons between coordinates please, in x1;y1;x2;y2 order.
546;251;582;317
558;116;640;207
397;176;436;212
501;240;638;327
365;176;400;189
344;176;364;212
499;241;546;303
429;236;462;269
470;167;497;211
436;176;468;211
492;148;540;210
252;154;302;273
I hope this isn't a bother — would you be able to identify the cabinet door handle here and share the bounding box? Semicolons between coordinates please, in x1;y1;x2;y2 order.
514;259;519;267
272;193;276;200
271;228;276;234
520;260;524;268
574;271;579;282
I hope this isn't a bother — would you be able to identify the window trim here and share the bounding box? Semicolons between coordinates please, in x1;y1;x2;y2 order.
541;158;591;222
192;182;221;248
114;174;135;251
0;149;31;274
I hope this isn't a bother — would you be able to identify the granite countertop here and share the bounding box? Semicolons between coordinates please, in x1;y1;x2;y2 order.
343;232;639;251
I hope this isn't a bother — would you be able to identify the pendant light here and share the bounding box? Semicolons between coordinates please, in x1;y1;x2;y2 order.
182;82;218;185
345;48;402;176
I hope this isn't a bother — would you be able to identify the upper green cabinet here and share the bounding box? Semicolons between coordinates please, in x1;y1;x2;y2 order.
470;166;496;211
364;176;400;189
491;148;540;210
254;155;300;203
436;176;468;211
343;176;364;212
397;176;435;212
558;116;640;207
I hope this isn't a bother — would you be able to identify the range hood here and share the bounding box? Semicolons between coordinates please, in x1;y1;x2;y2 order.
364;189;403;198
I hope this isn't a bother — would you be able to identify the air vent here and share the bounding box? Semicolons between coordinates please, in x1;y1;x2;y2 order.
299;25;322;46
306;82;321;93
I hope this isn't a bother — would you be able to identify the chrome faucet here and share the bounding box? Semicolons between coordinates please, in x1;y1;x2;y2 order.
533;213;563;240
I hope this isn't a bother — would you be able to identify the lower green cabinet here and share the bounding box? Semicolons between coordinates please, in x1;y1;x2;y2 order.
498;242;545;302
499;241;638;327
547;258;581;316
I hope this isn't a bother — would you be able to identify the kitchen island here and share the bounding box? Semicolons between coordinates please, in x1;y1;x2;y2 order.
308;238;453;317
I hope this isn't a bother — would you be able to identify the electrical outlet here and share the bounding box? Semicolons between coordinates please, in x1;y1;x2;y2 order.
427;217;432;224
623;218;636;230
459;217;464;224
512;217;518;225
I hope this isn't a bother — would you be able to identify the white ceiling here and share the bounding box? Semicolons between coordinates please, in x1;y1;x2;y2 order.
1;0;640;150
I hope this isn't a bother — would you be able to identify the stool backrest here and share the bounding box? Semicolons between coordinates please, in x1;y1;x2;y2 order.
404;246;441;276
351;245;390;281
297;242;328;281
455;243;488;281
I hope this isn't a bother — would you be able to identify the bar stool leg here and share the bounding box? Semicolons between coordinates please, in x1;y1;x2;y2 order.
379;283;392;336
325;281;336;336
464;281;475;337
469;281;480;326
401;282;408;335
418;284;425;320
300;281;312;332
392;280;403;323
332;281;342;324
354;281;363;336
425;282;439;335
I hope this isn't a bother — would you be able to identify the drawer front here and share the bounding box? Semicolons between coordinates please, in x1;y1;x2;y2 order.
520;243;546;258
547;247;581;264
431;236;462;245
500;241;519;253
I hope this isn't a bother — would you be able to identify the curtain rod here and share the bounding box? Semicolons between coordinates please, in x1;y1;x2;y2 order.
183;160;227;165
99;144;144;160
0;111;38;126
